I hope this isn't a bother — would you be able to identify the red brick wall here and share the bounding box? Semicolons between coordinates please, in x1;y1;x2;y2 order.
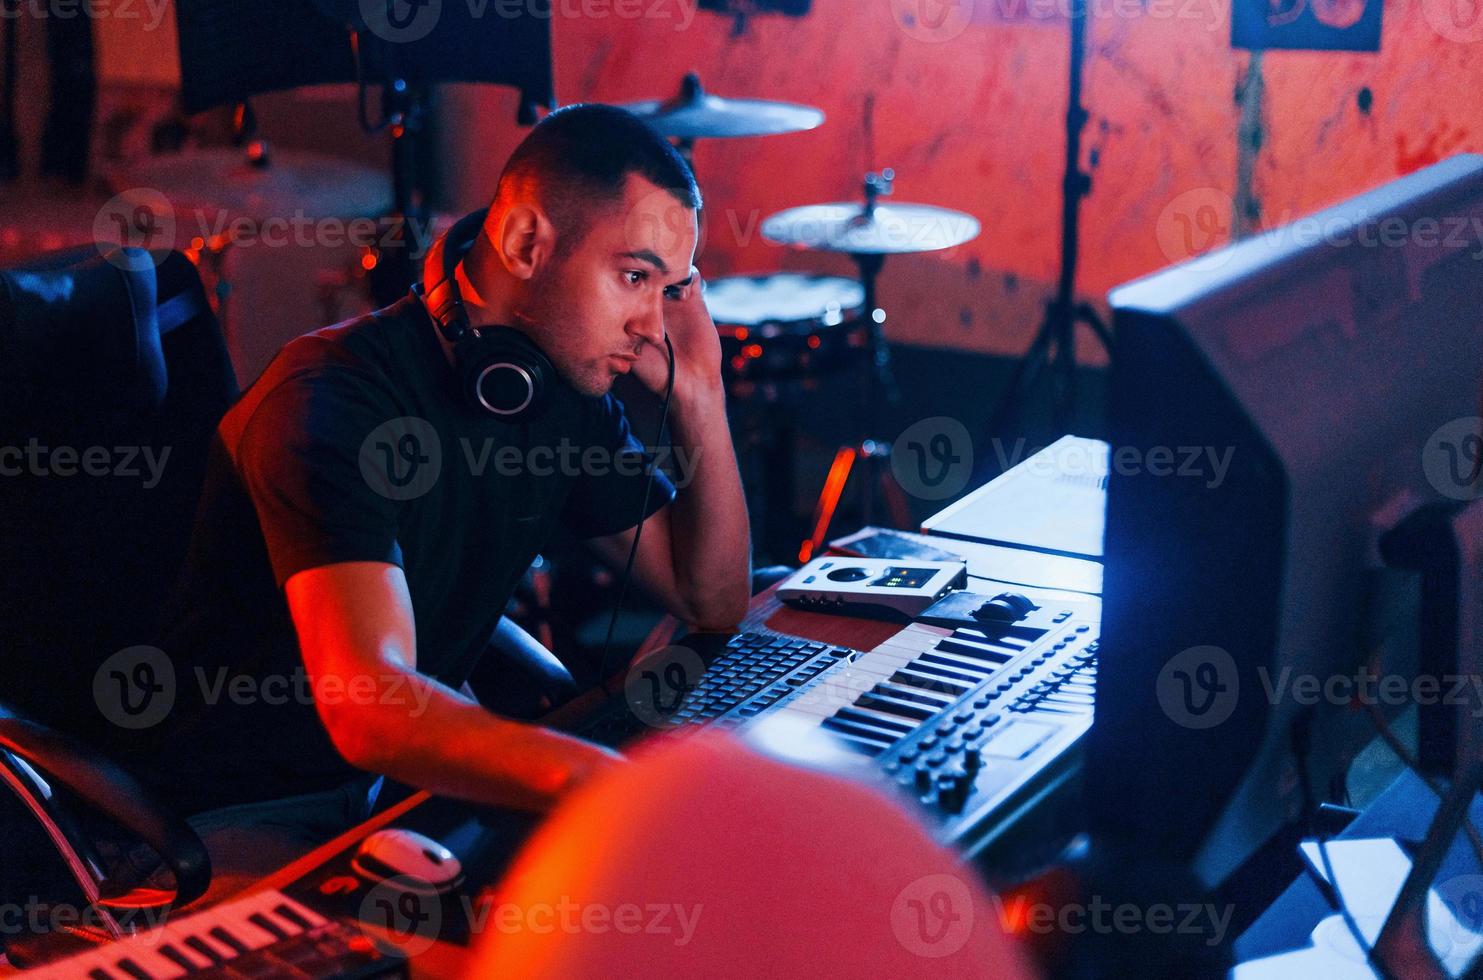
96;1;1483;359
438;2;1480;360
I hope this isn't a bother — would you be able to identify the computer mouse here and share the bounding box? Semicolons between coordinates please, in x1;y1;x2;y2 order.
351;828;464;893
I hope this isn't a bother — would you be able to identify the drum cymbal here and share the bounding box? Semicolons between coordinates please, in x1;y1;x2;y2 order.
761;202;981;254
620;72;824;140
108;148;392;221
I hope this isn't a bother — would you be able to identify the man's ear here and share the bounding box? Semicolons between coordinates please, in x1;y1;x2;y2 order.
493;203;556;281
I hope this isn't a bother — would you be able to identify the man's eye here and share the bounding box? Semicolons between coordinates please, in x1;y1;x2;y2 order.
625;270;646;286
663;285;683;300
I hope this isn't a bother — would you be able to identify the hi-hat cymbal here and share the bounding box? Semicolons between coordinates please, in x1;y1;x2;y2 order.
620;72;824;140
761;202;981;254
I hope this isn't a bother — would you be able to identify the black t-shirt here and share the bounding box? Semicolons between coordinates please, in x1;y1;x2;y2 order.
132;295;675;814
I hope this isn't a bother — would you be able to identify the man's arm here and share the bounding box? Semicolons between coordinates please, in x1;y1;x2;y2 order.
586;274;751;631
285;560;623;810
586;394;750;631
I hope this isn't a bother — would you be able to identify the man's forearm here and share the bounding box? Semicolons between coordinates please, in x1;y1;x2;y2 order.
666;383;751;628
324;667;619;811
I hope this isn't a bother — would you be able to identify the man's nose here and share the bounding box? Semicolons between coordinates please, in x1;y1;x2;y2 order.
626;298;666;348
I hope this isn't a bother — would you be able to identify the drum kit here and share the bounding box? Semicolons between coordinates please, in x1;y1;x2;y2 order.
96;73;984;562
102;145;392;386
622;74;982;562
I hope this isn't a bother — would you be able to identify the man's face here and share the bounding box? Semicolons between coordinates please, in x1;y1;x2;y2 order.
515;173;698;397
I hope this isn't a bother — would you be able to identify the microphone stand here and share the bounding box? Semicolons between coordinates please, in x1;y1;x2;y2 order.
982;0;1111;453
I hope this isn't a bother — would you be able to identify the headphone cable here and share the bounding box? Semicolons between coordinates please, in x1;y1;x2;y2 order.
596;336;676;686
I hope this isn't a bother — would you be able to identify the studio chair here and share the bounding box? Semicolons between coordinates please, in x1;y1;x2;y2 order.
0;245;237;743
489;565;797;720
0;244;667;950
478;615;582;721
0;245;236;963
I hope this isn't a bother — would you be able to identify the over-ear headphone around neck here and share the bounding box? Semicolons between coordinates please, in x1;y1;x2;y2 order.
413;209;558;421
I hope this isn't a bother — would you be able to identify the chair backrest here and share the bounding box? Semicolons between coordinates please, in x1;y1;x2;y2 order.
0;246;238;748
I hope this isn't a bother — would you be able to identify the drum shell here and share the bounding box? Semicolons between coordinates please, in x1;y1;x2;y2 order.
706;274;867;388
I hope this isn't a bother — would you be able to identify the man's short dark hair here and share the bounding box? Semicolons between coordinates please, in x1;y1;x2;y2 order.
493;103;702;256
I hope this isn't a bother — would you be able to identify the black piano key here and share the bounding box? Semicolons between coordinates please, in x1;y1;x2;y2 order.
904;658;985;686
918;651;999;678
157;944;199;971
184;936;227;964
821;715;899;746
871;682;953;709
936;636;1015;663
248;912;290;940
823;715;905;746
209;925;252;955
956;627;1030;648
817;725;889;756
274;901;319;931
855;691;935;721
833;706;915;735
890;667;972;698
115;959;153;980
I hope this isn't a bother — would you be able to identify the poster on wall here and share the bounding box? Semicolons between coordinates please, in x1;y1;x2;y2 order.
1233;0;1382;50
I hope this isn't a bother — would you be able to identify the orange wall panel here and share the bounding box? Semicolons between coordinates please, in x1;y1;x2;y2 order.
103;2;1483;359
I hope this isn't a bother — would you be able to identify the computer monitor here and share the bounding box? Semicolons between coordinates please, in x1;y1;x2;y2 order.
1091;154;1483;889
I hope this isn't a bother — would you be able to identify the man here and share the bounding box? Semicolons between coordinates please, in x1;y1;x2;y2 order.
131;104;751;889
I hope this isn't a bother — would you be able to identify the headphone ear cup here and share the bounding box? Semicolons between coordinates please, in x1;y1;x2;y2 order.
454;328;555;420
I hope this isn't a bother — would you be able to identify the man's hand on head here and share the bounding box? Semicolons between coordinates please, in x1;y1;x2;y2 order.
632;266;722;404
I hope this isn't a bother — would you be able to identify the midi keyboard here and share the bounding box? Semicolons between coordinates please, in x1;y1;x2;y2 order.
571;584;1099;852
